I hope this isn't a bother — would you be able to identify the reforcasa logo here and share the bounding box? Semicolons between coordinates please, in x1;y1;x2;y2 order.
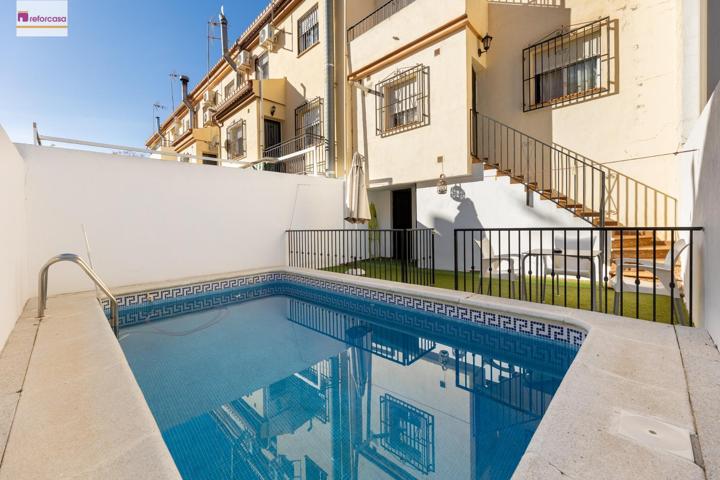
16;1;68;37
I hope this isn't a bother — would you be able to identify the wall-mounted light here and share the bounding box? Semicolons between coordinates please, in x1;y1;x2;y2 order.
477;33;493;56
437;173;448;195
270;105;276;116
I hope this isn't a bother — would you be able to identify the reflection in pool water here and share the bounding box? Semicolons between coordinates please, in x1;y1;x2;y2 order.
120;283;577;480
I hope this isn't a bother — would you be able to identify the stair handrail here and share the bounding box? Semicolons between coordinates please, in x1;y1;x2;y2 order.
553;144;678;229
37;253;119;337
471;110;607;226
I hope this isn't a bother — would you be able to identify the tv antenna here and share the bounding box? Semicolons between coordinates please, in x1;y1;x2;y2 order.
207;15;221;72
168;71;180;110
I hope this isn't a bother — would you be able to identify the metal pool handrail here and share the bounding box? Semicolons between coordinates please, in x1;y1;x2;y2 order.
37;253;119;337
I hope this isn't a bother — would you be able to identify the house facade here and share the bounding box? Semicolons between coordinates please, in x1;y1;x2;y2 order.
345;0;716;269
148;0;716;258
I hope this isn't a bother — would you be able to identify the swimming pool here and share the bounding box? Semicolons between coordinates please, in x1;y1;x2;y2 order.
115;273;580;480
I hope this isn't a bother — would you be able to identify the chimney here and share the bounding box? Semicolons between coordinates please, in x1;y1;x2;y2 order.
220;6;229;54
219;7;241;85
180;75;195;129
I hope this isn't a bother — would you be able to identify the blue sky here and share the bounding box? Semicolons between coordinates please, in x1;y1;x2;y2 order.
0;0;267;145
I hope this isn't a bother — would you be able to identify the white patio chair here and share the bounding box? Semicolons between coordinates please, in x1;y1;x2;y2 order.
474;238;518;297
612;238;688;324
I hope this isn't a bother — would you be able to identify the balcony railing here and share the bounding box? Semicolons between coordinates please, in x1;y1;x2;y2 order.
263;133;327;175
347;0;416;41
287;228;436;286
453;227;702;325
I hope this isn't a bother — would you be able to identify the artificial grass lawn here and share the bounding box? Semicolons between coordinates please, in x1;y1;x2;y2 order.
325;258;682;324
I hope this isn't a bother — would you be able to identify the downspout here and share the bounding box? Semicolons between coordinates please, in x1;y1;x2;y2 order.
179;75;194;129
324;0;336;177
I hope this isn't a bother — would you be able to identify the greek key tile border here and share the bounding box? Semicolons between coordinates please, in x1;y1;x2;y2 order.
104;271;585;347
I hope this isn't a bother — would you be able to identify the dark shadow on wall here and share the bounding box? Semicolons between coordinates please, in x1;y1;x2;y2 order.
417;184;484;272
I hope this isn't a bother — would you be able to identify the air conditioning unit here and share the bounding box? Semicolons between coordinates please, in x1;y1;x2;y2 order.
238;50;252;70
259;24;278;49
203;90;216;106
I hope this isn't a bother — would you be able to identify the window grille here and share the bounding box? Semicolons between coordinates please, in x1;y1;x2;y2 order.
255;53;269;80
295;97;323;138
226;119;246;159
379;394;435;474
375;65;430;136
523;17;610;111
224;81;235;100
298;6;319;54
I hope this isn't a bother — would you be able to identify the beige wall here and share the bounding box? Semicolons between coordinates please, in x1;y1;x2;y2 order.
355;29;472;187
347;0;466;72
481;1;684;200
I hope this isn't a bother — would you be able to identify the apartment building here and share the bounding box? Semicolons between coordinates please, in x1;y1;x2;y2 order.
346;0;716;268
146;0;346;176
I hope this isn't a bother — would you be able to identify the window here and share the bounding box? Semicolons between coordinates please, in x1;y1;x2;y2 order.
375;65;430;135
523;17;610;111
255;53;269;80
295;97;323;138
226;120;246;158
298;6;319;54
224;81;235;100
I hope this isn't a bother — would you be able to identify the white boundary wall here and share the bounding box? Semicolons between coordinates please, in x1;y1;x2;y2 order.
0;128;29;349
0;125;344;350
679;83;720;345
18;144;344;296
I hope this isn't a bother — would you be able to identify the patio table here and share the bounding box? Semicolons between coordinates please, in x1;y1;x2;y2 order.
520;248;604;310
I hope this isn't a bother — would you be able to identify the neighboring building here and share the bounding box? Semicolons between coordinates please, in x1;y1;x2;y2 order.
345;0;717;269
146;0;346;176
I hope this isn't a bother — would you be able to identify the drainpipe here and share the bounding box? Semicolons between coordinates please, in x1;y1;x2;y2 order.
220;7;242;86
180;75;194;129
324;0;336;177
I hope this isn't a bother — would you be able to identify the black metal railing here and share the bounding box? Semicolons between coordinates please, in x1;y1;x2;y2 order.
471;111;607;226
263;133;326;175
347;0;416;41
287;228;435;286
453;227;702;325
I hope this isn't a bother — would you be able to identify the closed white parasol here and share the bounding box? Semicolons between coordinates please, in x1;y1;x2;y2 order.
345;152;371;224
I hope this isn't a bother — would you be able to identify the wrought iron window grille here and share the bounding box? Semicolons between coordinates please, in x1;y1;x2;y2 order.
375;64;430;136
523;17;611;111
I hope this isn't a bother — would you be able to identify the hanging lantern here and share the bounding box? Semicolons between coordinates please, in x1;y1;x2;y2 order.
437;173;448;195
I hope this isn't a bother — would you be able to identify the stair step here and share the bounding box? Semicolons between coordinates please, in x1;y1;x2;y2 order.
557;201;583;209
594;219;620;227
575;210;602;217
612;237;671;248
509;175;525;184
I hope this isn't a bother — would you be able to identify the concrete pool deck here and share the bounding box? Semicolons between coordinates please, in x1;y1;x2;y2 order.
0;266;717;479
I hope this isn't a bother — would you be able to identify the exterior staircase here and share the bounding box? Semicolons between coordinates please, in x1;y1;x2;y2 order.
470;112;678;279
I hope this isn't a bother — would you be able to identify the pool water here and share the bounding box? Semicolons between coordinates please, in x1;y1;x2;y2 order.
119;282;578;480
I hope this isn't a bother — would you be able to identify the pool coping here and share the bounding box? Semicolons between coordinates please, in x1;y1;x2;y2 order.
0;266;714;479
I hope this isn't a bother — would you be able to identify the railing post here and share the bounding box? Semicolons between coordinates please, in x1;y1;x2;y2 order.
600;171;606;228
453;230;459;290
401;229;408;283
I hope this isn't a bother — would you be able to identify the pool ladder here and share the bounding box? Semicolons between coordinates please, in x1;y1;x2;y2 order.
37;253;119;337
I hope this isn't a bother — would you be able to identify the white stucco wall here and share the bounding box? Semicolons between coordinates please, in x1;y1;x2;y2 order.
0;127;29;350
415;166;587;271
678;83;720;345
18;144;344;296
